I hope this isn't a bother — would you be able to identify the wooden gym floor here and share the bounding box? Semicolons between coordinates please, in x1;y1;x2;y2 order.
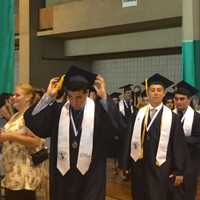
106;159;200;200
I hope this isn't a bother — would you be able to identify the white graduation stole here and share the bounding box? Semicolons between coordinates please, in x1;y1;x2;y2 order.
57;97;95;175
173;106;194;136
131;104;172;166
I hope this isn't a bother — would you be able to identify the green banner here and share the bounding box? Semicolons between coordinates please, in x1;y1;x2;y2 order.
0;0;15;93
182;40;200;93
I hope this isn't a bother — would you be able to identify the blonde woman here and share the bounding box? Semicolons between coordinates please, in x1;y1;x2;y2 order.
0;83;48;200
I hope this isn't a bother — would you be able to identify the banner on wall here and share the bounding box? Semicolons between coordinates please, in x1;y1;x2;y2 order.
122;0;137;8
0;0;15;93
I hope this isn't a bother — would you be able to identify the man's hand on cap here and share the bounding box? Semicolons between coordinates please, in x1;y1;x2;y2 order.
94;75;107;99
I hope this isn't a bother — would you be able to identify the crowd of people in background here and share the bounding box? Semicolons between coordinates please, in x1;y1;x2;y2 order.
0;66;200;200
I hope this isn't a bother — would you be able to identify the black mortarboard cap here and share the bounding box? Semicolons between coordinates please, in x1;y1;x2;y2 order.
164;92;174;100
110;92;121;99
119;84;133;92
142;73;174;89
64;66;97;90
173;80;198;96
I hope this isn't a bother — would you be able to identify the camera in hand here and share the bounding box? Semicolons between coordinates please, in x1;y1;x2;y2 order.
31;147;49;166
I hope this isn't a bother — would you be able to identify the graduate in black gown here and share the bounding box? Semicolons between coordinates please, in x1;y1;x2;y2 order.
24;66;123;200
107;92;122;159
119;84;137;123
163;91;174;110
173;81;200;200
120;73;187;200
106;92;122;174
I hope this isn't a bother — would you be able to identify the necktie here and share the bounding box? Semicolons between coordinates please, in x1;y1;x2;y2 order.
150;108;157;120
178;110;184;119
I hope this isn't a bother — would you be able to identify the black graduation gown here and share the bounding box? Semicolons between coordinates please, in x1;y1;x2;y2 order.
123;101;132;121
120;107;187;200
24;98;120;200
106;103;123;159
180;111;200;200
120;100;138;124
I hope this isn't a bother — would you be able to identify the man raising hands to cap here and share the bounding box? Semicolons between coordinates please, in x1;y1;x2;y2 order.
24;66;123;200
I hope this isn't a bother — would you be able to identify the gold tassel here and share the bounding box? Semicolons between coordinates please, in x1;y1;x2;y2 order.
145;79;148;97
139;148;143;159
54;74;65;97
156;160;160;167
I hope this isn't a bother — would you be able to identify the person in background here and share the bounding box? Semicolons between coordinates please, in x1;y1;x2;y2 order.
24;66;122;200
120;73;187;200
0;93;13;126
163;92;174;110
173;81;200;200
110;92;121;106
0;93;14;182
132;85;142;108
137;89;149;108
0;83;48;200
191;95;200;112
118;85;137;181
119;84;137;123
108;92;122;175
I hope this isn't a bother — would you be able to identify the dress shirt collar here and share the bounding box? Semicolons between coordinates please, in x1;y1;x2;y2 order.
149;102;163;112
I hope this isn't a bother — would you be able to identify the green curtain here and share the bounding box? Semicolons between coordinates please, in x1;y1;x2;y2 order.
0;0;15;93
194;41;200;94
182;40;200;93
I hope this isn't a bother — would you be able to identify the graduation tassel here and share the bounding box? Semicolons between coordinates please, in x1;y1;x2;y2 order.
48;74;66;97
145;78;148;97
55;75;65;97
156;160;160;167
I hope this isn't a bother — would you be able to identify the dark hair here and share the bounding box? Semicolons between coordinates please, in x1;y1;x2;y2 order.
0;94;6;108
174;91;191;98
0;93;12;108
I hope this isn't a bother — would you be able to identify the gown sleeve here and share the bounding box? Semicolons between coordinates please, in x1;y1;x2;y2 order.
24;100;61;138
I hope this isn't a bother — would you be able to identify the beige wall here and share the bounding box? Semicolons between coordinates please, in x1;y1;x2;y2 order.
51;0;182;34
17;0;183;88
42;0;182;57
18;0;30;84
182;0;200;40
64;27;181;56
